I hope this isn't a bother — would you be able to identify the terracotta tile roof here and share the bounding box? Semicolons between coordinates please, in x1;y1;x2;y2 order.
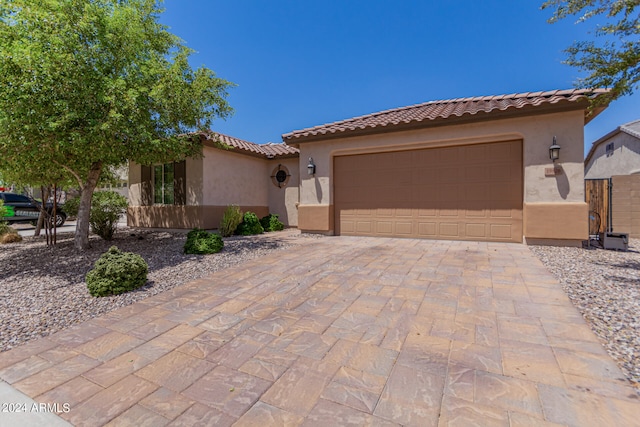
199;131;299;158
283;89;610;143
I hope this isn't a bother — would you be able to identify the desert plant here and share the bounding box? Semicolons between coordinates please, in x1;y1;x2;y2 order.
65;191;128;240
85;246;148;297
236;211;264;235
0;200;9;236
260;213;284;232
184;228;224;254
90;191;128;240
219;205;243;237
1;230;22;244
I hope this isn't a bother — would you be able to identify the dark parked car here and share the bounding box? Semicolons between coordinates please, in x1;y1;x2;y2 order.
0;192;67;227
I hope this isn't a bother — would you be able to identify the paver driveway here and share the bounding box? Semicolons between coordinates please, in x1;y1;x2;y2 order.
1;235;639;426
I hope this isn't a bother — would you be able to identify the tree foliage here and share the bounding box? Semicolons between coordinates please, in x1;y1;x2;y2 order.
542;0;640;104
0;0;233;249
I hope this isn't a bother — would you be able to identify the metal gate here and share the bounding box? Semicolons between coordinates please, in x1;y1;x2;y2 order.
585;179;611;236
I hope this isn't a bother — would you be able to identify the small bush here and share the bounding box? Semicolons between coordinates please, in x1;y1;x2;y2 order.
65;191;128;240
184;228;224;254
90;191;128;240
0;201;9;236
236;211;264;235
260;214;284;232
62;196;80;217
0;221;10;237
86;246;148;297
1;231;22;244
219;205;243;237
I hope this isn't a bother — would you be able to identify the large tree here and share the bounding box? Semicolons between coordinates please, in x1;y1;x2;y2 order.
0;0;233;250
543;0;640;104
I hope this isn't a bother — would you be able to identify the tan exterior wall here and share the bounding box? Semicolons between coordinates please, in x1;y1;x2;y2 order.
127;205;269;229
298;204;333;233
202;146;268;206
267;158;299;227
128;148;299;229
523;202;588;242
585;133;640;179
611;175;640;238
297;110;586;240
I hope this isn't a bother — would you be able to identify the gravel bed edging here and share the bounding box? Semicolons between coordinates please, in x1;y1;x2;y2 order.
530;239;640;388
0;227;308;352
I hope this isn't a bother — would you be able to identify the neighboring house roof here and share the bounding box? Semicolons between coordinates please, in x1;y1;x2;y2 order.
199;131;299;159
282;89;610;144
585;119;640;166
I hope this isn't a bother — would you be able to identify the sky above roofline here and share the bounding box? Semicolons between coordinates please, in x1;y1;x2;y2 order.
159;0;640;156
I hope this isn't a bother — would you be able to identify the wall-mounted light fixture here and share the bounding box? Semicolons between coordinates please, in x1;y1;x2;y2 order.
549;136;561;162
307;157;316;176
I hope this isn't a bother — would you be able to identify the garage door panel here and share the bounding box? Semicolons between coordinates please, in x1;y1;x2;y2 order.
418;222;437;236
439;223;459;236
395;208;413;217
418;209;437;217
377;221;393;234
465;223;487;238
490;224;513;239
465;208;488;218
395;222;413;235
356;221;373;233
439;185;462;202
334;140;522;242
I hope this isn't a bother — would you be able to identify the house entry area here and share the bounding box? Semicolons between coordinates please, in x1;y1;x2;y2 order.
334;140;523;242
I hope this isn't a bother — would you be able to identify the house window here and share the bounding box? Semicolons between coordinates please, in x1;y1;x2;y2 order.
153;163;175;205
606;142;614;157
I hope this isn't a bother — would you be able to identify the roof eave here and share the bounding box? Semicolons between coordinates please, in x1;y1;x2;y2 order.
284;100;598;145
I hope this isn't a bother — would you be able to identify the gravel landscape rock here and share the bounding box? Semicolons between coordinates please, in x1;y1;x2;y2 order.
0;228;301;352
530;239;640;387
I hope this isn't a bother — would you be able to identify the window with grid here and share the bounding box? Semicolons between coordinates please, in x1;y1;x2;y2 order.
153;163;175;205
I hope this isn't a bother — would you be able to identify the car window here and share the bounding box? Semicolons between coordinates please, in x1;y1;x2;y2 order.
3;194;31;203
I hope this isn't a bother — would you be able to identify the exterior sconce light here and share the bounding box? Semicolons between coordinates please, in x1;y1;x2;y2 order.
307;157;316;176
549;136;561;162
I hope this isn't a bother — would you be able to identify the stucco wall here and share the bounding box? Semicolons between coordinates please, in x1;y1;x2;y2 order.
202;146;268;206
267;158;299;227
129;147;300;228
585;133;640;179
296;110;587;242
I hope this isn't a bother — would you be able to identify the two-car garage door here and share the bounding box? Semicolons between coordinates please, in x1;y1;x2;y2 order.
334;140;523;243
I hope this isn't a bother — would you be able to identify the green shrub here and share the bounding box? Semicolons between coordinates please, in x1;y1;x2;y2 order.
260;213;284;232
0;200;9;236
184;228;224;254
66;191;128;240
219;205;243;237
86;246;148;297
236;211;264;235
62;196;80;217
90;191;128;240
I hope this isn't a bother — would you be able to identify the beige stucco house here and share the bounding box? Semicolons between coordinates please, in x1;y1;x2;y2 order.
584;119;640;179
284;89;609;246
128;88;609;246
584;120;640;238
128;132;300;229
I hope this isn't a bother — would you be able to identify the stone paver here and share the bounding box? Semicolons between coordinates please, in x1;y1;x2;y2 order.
1;234;639;426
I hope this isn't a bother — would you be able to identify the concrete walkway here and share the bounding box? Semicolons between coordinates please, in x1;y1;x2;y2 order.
0;236;638;426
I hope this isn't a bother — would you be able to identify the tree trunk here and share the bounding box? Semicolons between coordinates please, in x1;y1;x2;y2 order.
74;161;102;251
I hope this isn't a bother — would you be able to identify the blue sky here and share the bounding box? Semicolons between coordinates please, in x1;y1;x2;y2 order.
160;0;640;155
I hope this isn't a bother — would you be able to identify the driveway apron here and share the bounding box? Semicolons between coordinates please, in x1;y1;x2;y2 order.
0;235;638;426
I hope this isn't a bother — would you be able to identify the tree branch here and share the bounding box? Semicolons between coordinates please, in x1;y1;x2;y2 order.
52;160;83;188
